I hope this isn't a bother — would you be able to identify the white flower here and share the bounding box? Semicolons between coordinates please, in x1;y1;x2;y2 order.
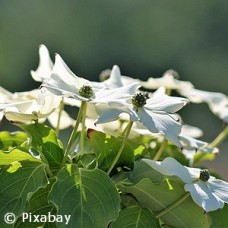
41;54;104;102
141;69;193;91
143;157;228;212
99;65;141;89
31;44;53;82
1;89;61;123
179;87;228;123
95;87;188;147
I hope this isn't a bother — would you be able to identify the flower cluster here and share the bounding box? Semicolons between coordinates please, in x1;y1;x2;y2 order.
0;44;228;224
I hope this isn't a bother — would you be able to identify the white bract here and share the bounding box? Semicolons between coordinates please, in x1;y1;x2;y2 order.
179;87;228;123
41;54;104;102
0;89;61;123
31;44;53;82
95;87;188;147
100;65;141;89
141;69;193;91
143;157;228;212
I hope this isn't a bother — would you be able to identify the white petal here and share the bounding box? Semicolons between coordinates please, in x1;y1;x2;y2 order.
95;108;127;124
142;157;193;183
179;87;228;105
181;124;203;138
146;88;188;113
179;135;207;150
31;44;53;82
93;83;140;103
42;54;91;100
103;65;123;88
207;179;228;203
185;181;225;212
94;103;138;124
142;71;193;90
209;102;228;123
138;108;182;146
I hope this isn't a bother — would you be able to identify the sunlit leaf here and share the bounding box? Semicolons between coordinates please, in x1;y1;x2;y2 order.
17;123;64;174
49;165;120;228
0;147;39;166
0;161;48;227
87;129;134;172
0;131;28;150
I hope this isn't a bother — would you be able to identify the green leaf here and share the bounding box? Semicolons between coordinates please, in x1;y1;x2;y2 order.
15;179;57;228
118;178;209;228
208;204;228;227
0;131;28;150
87;129;134;172
128;160;164;184
194;152;215;164
0;147;39;166
110;206;160;228
49;165;121;228
18;123;64;174
0;160;48;227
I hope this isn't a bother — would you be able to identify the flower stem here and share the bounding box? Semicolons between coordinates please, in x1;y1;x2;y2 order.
155;192;190;218
60;101;87;168
107;121;134;175
56;97;65;137
153;139;167;161
80;102;87;155
209;125;228;148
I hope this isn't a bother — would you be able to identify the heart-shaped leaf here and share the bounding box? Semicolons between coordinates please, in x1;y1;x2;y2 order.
49;165;120;228
0;160;48;227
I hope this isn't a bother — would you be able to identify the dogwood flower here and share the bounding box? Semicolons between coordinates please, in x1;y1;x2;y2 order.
0;89;61;123
95;87;188;147
179;87;228;123
143;157;228;212
141;69;193;91
41;54;105;102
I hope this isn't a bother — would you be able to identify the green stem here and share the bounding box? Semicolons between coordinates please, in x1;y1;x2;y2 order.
155;192;190;218
40;153;54;178
209;125;228;148
60;101;87;168
80;102;87;155
153;139;167;161
107;121;134;175
56;97;65;137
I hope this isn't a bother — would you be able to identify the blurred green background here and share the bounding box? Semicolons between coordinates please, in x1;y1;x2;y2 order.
0;1;227;179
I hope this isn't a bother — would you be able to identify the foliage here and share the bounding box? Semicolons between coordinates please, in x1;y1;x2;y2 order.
0;45;228;227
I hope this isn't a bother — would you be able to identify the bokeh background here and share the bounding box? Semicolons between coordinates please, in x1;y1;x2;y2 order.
0;1;227;179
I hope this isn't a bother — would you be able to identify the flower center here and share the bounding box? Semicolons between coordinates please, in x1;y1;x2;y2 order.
99;69;111;82
131;92;148;108
199;169;210;182
79;85;94;98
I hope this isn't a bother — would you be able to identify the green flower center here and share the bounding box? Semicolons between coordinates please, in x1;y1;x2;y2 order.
199;170;210;182
79;85;94;98
131;93;148;108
